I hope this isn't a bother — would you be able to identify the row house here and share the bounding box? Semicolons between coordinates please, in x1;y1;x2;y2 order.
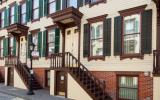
0;0;160;100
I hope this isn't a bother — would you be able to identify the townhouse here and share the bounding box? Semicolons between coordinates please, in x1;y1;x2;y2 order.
0;0;160;100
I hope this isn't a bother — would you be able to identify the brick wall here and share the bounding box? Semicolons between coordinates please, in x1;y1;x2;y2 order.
91;71;153;100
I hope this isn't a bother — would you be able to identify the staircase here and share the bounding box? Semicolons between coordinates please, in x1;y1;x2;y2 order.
5;55;41;90
50;52;112;100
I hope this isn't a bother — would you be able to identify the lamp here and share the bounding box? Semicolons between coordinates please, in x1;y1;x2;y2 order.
27;42;35;95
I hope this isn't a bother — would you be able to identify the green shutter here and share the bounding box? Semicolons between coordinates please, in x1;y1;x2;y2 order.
141;10;152;54
39;0;43;18
30;0;33;20
103;18;111;56
114;16;122;56
4;8;9;27
56;0;61;11
44;0;49;16
13;38;16;56
78;0;83;7
38;31;42;57
14;3;19;23
83;23;90;57
3;38;8;57
55;28;60;53
26;0;31;22
28;34;32;58
3;38;6;57
43;30;47;57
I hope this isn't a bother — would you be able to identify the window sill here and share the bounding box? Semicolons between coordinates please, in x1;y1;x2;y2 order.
0;57;4;60
89;0;106;7
31;18;40;23
120;53;144;60
32;56;39;60
88;56;105;61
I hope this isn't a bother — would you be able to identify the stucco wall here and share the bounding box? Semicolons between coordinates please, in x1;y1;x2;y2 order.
67;73;92;100
14;69;27;89
153;77;160;100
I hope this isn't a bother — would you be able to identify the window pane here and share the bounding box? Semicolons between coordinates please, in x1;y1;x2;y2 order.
33;9;39;19
21;3;26;14
11;6;15;16
33;0;39;8
91;39;103;56
124;14;140;34
21;14;26;24
96;24;103;38
48;29;55;43
69;0;77;8
91;26;95;39
49;1;56;14
48;43;55;55
10;16;14;24
10;37;14;47
124;34;140;54
119;76;138;100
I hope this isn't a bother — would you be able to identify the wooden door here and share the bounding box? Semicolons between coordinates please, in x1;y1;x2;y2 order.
56;71;66;97
8;68;14;86
20;36;27;63
65;27;78;58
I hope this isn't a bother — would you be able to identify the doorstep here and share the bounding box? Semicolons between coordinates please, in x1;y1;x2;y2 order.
0;83;70;100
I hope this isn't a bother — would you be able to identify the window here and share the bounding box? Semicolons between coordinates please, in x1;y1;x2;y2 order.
33;0;39;20
123;14;141;54
48;0;56;14
47;29;55;56
90;22;103;56
20;2;26;24
61;0;77;9
9;37;14;55
32;33;39;56
118;76;138;100
10;6;15;25
0;10;5;28
0;38;3;58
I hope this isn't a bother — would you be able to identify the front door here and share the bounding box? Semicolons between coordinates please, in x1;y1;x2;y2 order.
56;71;66;97
20;36;27;63
8;67;14;86
65;27;78;58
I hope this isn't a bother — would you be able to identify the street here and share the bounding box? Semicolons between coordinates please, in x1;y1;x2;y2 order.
0;92;25;100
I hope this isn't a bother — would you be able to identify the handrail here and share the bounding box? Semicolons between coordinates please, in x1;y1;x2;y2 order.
153;50;160;75
5;55;18;66
50;52;106;98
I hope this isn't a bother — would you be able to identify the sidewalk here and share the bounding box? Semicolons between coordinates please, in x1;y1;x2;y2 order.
0;83;69;100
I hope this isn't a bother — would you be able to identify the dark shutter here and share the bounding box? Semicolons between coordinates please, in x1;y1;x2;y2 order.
56;0;61;11
103;18;111;56
78;0;83;7
13;38;16;56
39;0;43;18
83;23;90;57
28;34;32;58
44;0;49;16
62;0;67;9
14;3;18;23
30;0;33;20
26;0;31;22
42;30;47;57
114;16;122;56
85;0;90;4
38;31;42;57
55;28;60;53
141;10;152;54
3;38;8;57
4;8;9;27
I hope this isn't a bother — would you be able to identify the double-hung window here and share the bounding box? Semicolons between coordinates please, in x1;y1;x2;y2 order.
20;2;26;24
48;0;56;14
47;29;55;56
118;76;138;100
9;37;14;55
123;14;141;55
61;0;77;9
33;0;39;20
0;10;5;28
10;6;15;25
90;22;103;56
32;33;39;56
0;38;3;58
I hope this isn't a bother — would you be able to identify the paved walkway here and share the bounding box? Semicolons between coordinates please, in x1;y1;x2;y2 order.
0;92;25;100
0;84;69;100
